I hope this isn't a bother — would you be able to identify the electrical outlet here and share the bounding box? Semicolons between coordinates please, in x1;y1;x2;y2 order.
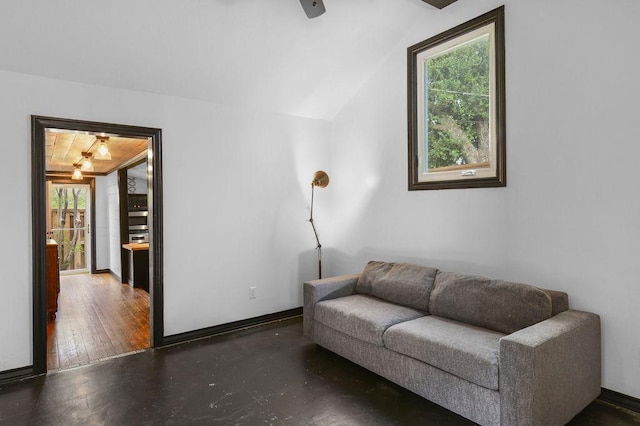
249;286;257;299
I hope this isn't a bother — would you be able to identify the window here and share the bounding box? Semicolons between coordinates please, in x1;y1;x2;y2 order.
408;6;505;190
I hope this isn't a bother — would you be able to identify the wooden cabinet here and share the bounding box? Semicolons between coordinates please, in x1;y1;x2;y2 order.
122;243;149;292
46;239;60;320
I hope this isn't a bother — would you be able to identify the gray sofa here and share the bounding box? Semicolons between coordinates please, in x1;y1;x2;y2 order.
303;261;601;426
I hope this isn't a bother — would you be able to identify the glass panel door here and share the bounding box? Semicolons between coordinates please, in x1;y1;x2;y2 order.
48;183;91;274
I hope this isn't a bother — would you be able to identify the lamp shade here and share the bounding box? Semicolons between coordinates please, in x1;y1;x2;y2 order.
94;137;112;160
80;153;94;171
311;170;329;188
71;166;83;180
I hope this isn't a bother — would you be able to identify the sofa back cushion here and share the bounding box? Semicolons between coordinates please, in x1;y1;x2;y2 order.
540;288;570;316
356;261;438;312
429;271;553;334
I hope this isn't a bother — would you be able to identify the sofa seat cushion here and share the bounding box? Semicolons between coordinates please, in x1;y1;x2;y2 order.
383;316;505;390
314;295;426;347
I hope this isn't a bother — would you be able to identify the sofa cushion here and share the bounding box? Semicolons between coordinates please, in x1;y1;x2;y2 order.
314;294;425;346
384;316;505;390
429;271;553;334
355;261;438;312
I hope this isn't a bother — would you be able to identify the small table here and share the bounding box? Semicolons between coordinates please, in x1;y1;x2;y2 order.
122;243;149;292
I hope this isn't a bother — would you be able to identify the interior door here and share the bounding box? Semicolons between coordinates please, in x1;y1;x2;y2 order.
48;182;91;274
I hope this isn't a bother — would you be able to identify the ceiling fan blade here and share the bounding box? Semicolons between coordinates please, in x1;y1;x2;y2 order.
421;0;458;9
300;0;326;19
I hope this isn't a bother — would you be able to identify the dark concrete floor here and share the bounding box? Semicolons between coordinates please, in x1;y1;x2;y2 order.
0;317;639;425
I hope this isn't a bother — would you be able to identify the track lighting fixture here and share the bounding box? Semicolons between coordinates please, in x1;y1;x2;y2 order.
69;136;112;179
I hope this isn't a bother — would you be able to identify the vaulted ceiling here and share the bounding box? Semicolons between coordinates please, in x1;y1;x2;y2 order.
0;0;459;120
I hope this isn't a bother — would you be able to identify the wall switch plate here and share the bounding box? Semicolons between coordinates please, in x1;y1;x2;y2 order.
249;286;256;299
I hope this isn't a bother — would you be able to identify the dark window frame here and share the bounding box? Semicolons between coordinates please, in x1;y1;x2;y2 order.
408;6;506;190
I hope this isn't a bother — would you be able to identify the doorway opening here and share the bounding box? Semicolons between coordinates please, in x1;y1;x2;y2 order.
31;116;164;374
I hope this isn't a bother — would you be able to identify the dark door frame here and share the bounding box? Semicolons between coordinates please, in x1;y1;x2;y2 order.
31;115;164;374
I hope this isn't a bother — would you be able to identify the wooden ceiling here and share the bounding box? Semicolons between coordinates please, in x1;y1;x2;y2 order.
45;130;148;175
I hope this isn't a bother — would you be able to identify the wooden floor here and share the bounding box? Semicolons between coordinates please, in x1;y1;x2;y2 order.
47;272;150;371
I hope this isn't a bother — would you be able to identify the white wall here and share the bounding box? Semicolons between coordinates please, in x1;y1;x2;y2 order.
0;70;330;370
329;0;640;398
127;163;148;194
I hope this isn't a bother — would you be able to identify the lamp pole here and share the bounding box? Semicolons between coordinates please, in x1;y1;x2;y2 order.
308;171;329;279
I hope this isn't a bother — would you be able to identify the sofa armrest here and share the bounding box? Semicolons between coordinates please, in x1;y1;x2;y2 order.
303;274;359;339
499;310;601;426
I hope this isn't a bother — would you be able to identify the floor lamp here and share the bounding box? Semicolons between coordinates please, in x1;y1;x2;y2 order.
309;170;329;279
